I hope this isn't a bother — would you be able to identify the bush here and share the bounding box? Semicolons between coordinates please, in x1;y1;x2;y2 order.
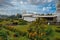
0;30;9;40
55;38;60;40
13;32;20;37
46;28;54;36
12;22;18;25
18;19;28;25
55;30;60;33
27;17;54;40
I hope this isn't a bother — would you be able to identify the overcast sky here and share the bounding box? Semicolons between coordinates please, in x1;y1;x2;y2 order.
0;0;57;15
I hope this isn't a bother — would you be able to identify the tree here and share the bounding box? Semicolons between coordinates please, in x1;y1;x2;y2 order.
27;17;54;40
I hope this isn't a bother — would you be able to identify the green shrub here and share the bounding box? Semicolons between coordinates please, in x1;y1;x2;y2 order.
27;17;54;40
18;19;28;25
0;30;9;40
13;32;20;37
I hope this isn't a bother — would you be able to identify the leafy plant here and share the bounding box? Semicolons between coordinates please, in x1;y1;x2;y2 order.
0;30;9;40
27;17;54;40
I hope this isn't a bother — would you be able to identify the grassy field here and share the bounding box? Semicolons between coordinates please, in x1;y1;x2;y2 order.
0;19;60;40
49;25;60;40
2;25;59;40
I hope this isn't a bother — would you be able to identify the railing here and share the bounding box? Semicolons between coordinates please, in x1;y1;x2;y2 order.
47;22;60;25
41;21;60;25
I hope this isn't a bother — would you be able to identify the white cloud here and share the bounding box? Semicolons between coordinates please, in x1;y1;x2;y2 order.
19;1;28;5
33;12;37;14
20;1;24;4
47;0;53;2
43;0;47;3
47;7;51;9
0;0;13;6
28;0;48;5
11;2;16;5
24;2;28;4
0;0;56;15
43;7;46;11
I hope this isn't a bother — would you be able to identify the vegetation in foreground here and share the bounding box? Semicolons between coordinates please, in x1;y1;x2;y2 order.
0;18;60;40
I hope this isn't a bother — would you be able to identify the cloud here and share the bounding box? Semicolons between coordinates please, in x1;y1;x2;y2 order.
47;0;53;2
27;0;47;5
0;0;13;7
0;0;57;15
20;1;24;4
